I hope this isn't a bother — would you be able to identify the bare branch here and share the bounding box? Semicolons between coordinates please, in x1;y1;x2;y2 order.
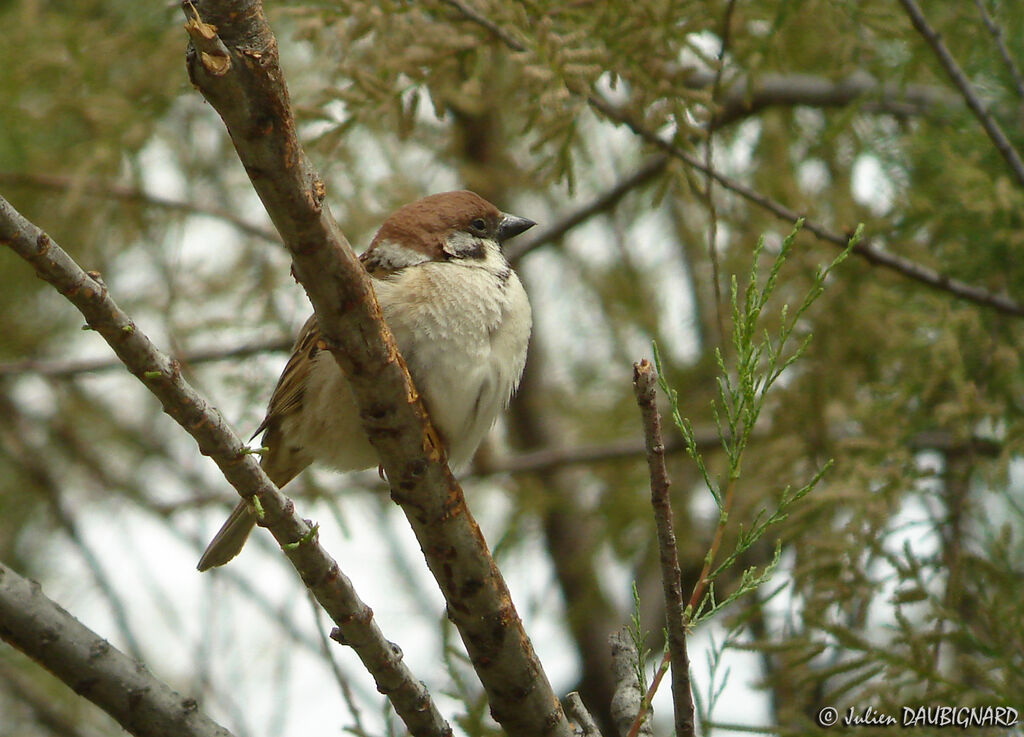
632;360;694;737
585;92;1024;318
897;0;1024;189
0;171;280;244
0;562;236;737
0;195;451;737
507;156;668;264
436;0;1024;317
180;2;570;734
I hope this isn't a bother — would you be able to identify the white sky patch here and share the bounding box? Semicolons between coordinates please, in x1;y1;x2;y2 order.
852;154;895;215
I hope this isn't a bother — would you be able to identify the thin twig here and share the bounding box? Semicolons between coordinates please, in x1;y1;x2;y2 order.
897;0;1024;189
0;195;452;737
971;0;1024;101
438;0;525;51
0;171;280;244
436;0;1024;317
506;156;668;264
308;593;369;736
585;92;1024;317
0;393;146;661
632;360;694;737
0;337;292;378
702;0;737;346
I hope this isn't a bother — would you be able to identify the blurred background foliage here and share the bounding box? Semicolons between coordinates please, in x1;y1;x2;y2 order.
1;0;1022;735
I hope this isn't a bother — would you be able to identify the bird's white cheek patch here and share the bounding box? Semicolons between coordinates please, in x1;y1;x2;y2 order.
366;240;432;271
442;231;486;260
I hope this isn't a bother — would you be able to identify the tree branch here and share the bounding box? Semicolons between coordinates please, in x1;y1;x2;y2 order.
506;156;668;264
0;562;235;737
632;361;694;737
0;195;451;737
585;92;1024;318
897;0;1024;189
179;2;570;734
609;629;654;737
438;0;1024;317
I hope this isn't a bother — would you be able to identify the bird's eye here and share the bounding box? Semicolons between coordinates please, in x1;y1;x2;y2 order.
469;218;487;233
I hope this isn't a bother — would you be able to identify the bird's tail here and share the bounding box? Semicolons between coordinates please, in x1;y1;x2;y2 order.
196;500;256;571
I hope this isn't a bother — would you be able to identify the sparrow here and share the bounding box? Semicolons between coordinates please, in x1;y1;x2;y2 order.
197;191;534;570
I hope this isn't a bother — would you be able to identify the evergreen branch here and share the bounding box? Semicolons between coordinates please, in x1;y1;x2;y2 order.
897;0;1024;189
0;195;452;737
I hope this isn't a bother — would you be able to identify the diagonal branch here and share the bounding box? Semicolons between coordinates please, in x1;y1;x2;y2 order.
897;0;1024;189
179;2;570;735
0;561;236;737
0;195;451;737
507;155;668;264
438;0;1024;318
585;93;1024;318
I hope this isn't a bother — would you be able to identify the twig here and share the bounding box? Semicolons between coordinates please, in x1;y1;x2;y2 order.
308;593;368;736
632;360;694;737
702;0;737;346
181;4;570;735
897;0;1024;189
609;628;654;737
0;393;147;661
0;337;293;378
0;562;236;737
971;0;1024;101
438;0;525;52
0;171;280;244
0;195;451;737
506;156;668;264
436;0;1024;317
563;691;603;737
585;92;1024;317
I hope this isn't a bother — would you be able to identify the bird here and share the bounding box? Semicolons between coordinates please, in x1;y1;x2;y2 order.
197;190;534;570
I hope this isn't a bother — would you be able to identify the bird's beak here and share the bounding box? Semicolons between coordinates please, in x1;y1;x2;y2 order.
497;213;536;242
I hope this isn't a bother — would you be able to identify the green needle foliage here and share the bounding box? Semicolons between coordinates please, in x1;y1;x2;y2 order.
654;222;859;625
